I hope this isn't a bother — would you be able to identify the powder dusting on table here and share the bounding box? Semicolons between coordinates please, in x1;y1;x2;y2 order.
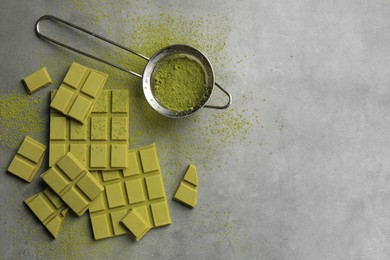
0;91;44;149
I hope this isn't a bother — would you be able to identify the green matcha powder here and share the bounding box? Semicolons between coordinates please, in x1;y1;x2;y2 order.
154;56;207;112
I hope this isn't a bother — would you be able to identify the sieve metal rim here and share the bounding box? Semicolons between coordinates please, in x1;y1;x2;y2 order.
142;44;215;118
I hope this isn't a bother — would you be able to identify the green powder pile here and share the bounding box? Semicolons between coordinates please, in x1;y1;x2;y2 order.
155;57;207;111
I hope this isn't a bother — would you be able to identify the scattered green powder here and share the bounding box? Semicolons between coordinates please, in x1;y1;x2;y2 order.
0;90;44;149
155;57;207;111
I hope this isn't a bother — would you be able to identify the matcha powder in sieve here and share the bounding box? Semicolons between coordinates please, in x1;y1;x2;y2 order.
154;56;207;112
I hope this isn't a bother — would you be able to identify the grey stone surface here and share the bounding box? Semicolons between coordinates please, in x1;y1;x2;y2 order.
1;0;390;259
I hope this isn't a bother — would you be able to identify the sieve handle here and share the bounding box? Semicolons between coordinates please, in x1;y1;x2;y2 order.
203;82;232;109
35;15;149;78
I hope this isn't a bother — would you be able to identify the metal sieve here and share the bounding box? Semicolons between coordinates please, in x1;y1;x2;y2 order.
36;15;232;118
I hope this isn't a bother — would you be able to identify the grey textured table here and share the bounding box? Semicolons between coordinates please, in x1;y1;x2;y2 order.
1;0;390;259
